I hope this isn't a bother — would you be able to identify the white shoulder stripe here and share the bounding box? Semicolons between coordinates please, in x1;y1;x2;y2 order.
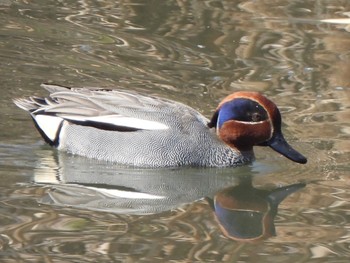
62;114;169;130
34;115;64;141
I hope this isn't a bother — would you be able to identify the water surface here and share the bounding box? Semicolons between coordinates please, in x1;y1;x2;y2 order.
1;0;350;262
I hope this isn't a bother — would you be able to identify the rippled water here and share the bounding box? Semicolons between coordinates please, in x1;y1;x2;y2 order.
1;0;350;262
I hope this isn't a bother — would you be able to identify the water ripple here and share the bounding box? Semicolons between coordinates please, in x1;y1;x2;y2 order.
1;0;350;262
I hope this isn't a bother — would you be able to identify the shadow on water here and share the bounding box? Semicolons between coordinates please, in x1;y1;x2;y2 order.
33;151;306;243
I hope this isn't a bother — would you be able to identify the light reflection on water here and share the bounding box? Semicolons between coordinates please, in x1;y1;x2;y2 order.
0;0;350;261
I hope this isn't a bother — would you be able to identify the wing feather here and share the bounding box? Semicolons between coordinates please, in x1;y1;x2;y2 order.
15;84;171;131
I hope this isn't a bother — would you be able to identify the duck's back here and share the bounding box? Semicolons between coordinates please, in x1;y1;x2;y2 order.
15;84;247;167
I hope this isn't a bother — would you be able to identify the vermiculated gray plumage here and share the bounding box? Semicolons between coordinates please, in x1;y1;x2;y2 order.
14;84;252;167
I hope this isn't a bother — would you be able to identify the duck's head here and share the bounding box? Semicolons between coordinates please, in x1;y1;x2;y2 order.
208;91;307;164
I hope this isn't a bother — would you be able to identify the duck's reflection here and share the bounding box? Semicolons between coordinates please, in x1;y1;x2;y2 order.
207;177;305;242
34;151;305;242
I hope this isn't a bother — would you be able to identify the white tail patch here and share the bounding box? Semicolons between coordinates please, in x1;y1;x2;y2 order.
34;115;63;141
62;115;169;130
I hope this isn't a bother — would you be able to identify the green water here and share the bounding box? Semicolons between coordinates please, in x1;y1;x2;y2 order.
0;0;349;262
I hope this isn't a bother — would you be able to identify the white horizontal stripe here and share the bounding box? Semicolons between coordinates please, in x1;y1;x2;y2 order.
62;114;169;130
86;187;166;199
320;18;350;24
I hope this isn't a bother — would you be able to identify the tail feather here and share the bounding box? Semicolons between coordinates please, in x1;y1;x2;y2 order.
40;83;71;93
13;97;40;112
13;96;63;146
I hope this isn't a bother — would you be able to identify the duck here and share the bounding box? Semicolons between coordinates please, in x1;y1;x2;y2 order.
13;84;307;167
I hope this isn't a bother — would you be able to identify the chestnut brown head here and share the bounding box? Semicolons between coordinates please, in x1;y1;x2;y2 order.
208;92;307;164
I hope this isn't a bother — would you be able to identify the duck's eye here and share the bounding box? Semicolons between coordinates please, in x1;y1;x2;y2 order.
251;112;262;122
